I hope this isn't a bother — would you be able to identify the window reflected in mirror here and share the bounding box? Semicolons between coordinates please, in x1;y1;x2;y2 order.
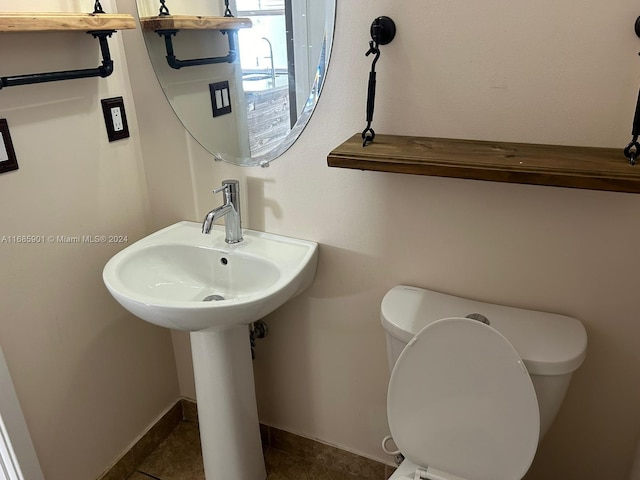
237;0;328;158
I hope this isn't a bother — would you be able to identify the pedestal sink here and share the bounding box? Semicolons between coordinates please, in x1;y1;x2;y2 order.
103;221;318;480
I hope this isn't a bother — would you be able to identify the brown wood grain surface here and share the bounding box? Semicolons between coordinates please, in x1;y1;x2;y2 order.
140;15;251;31
328;134;640;193
0;13;136;31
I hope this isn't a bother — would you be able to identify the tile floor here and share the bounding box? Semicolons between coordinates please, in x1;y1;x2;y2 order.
125;419;372;480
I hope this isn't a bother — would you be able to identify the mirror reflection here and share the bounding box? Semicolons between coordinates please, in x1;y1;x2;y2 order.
136;0;335;166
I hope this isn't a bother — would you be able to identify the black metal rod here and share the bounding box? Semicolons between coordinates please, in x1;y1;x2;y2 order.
361;17;395;147
157;30;238;70
0;31;115;90
632;88;640;136
366;71;377;123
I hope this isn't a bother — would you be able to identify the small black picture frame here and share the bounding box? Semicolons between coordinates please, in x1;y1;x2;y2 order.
0;119;18;174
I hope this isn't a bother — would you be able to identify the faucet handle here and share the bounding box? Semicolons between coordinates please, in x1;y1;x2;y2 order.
212;184;229;195
212;179;239;196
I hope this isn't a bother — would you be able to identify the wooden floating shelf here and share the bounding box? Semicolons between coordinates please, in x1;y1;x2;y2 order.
140;15;252;32
0;13;136;32
327;133;640;194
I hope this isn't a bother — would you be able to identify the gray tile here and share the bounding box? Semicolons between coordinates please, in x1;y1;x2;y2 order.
126;473;157;480
180;399;198;423
385;464;397;479
132;401;183;466
137;421;205;480
269;427;387;479
265;448;347;480
96;451;136;480
133;416;388;480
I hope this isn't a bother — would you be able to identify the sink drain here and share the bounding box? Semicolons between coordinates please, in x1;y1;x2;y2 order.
203;294;225;302
466;313;490;325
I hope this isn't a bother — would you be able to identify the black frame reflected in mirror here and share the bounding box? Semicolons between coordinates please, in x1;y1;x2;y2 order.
0;119;19;174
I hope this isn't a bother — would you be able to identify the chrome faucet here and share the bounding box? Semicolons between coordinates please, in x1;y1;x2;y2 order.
261;37;276;88
202;180;243;244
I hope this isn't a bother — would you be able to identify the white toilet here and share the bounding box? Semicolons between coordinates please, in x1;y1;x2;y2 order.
381;285;587;480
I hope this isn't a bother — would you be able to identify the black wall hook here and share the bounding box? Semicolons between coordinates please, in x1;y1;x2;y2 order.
623;17;640;164
371;16;396;46
362;16;396;147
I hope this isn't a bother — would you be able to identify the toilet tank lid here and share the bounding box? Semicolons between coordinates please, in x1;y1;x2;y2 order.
381;285;587;376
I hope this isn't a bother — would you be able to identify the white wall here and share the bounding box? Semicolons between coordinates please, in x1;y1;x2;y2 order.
126;0;640;479
137;0;222;17
0;1;180;479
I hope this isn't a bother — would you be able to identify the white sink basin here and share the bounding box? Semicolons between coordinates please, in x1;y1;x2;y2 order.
103;221;318;331
104;220;318;480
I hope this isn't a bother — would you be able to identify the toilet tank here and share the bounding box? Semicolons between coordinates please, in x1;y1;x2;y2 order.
381;285;587;438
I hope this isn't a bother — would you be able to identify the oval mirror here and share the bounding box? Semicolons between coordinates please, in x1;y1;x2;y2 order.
136;0;336;166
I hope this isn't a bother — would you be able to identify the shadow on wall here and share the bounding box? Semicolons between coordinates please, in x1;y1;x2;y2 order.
246;176;282;231
252;242;391;436
308;244;391;299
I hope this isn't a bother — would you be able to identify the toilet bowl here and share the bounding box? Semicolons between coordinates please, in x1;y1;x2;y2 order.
381;285;587;480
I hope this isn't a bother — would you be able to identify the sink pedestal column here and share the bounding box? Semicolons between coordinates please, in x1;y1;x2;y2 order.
190;326;266;480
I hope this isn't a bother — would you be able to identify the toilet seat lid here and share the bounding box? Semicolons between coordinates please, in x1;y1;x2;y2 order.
387;317;540;480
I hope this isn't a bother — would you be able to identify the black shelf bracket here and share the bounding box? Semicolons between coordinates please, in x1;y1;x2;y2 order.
155;29;239;69
0;30;117;90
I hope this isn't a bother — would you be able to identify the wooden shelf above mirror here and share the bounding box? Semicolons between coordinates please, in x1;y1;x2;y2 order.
0;12;136;32
327;133;640;194
140;15;251;31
